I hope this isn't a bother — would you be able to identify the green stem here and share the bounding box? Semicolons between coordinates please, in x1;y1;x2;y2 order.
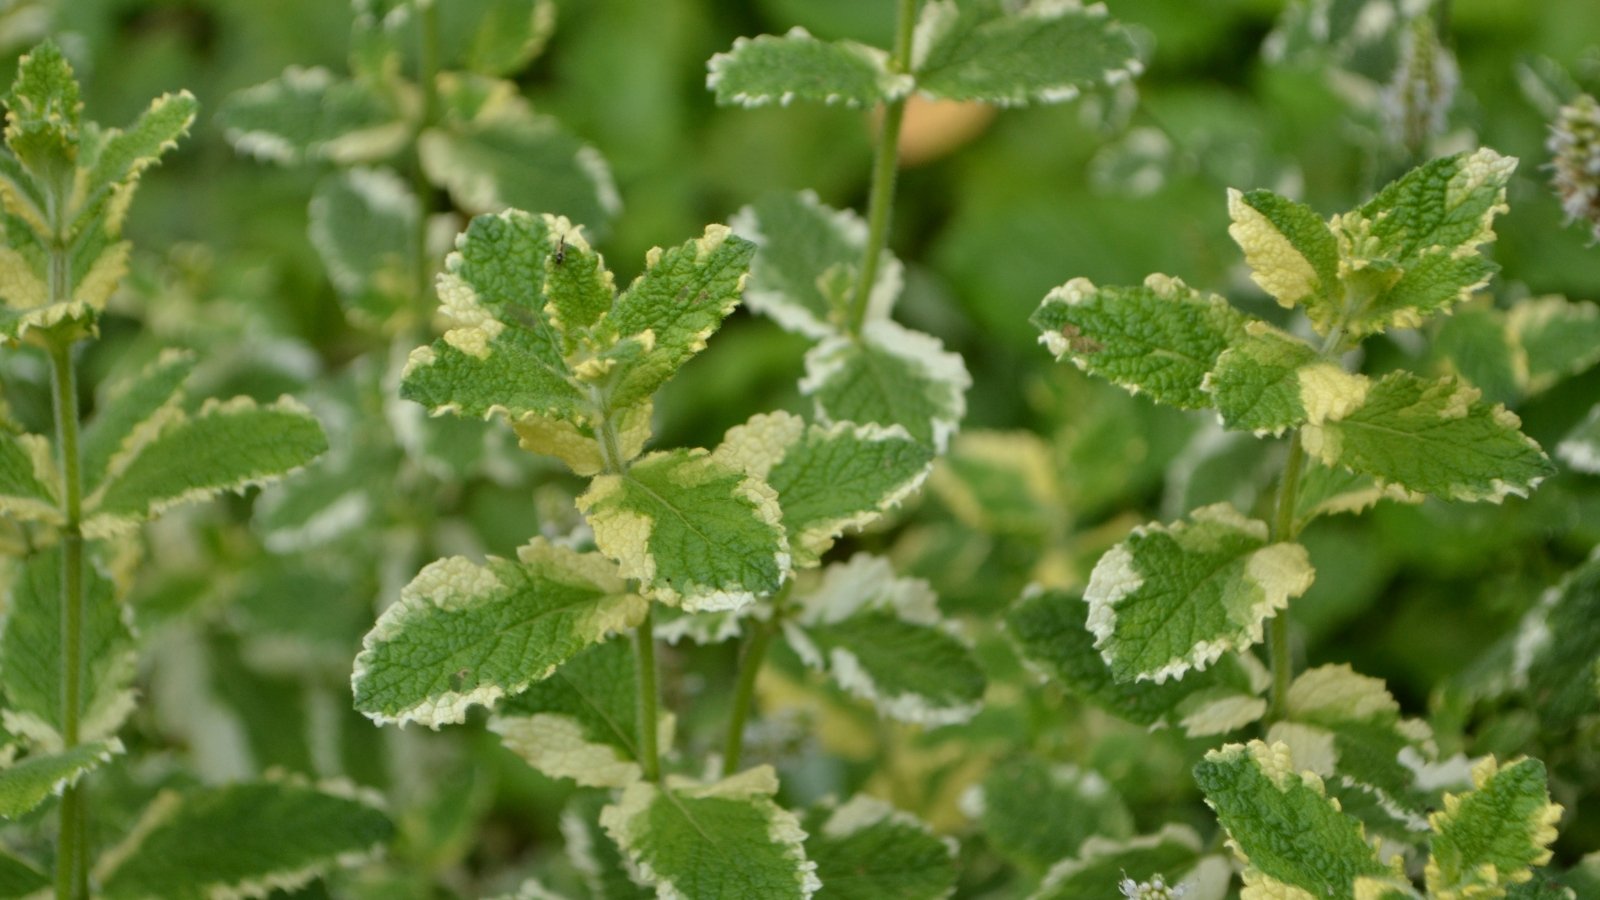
633;605;661;783
846;0;918;334
1266;429;1305;723
46;336;87;900
408;0;443;329
721;614;777;777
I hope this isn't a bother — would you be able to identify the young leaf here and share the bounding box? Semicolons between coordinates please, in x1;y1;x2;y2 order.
219;66;406;166
0;547;135;748
730;190;903;339
786;554;984;725
969;757;1132;873
1006;586;1269;734
1032;275;1250;410
1204;324;1365;437
308;167;420;331
708;27;914;109
801;319;970;452
1227;188;1342;314
1085;503;1314;683
0;740;121;819
4;42;80;178
76;88;197;227
80;349;195;495
95;779;393;900
418;78;618;228
1302;371;1553;502
0;429;58;524
717;411;933;568
911;0;1144;107
84;396;329;536
596;224;756;409
489;638;671;788
578;448;789;611
1031;825;1221;900
352;539;645;728
1425;757;1562;899
801;795;957;900
1194;740;1394;898
437;0;556;77
1558;403;1600;474
599;766;820;900
1325;148;1515;336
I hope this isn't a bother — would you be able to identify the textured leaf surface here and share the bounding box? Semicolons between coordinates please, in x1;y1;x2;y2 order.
353;539;644;727
709;28;912;108
0;740;120;818
0;429;56;524
309;167;419;330
0;547;134;747
1303;372;1552;502
730;191;901;338
85;396;327;534
1032;275;1249;410
77;89;197;227
718;412;932;568
97;780;393;900
490;638;669;788
1426;757;1561;899
1194;741;1391;898
600;767;819;899
1031;826;1216;900
578;448;788;611
788;554;984;724
220;66;404;165
1228;188;1341;313
1205;325;1362;436
1085;503;1314;683
802;319;969;452
972;757;1131;873
1007;587;1269;734
801;795;955;900
4;42;79;174
912;0;1143;106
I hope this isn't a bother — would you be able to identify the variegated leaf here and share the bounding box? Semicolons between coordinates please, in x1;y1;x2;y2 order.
802;319;969;452
1426;757;1562;900
709;28;913;108
0;740;121;819
219;66;406;166
801;795;957;900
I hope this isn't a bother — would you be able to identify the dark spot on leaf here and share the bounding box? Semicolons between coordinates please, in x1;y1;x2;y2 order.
1060;323;1103;354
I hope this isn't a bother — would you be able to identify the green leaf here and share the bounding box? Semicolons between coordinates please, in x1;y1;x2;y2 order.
561;791;653;900
0;846;48;897
490;638;671;788
219;66;406;166
1292;459;1419;529
578;448;789;611
353;539;645;727
600;767;819;899
96;779;393;900
77;89;197;229
929;429;1062;537
308;167;420;331
911;0;1144;107
4;42;80;179
1558;403;1600;474
971;757;1132;874
1194;740;1394;899
1085;503;1314;683
708;27;913;108
438;0;556;77
718;411;933;568
419;78;617;228
0;428;57;524
1426;757;1562;899
1509;296;1600;396
1431;302;1522;407
1227;188;1342;314
800;795;956;900
802;319;969;452
788;554;984;724
0;547;135;748
400;210;588;424
1303;372;1553;502
1514;555;1600;732
81;349;196;495
1205;324;1366;437
1006;586;1270;734
0;740;120;819
597;224;756;409
730;191;902;339
1324;148;1515;336
84;396;329;536
1031;825;1220;900
1032;275;1250;410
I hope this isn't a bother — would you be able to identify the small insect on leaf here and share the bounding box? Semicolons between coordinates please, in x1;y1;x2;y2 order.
554;236;566;265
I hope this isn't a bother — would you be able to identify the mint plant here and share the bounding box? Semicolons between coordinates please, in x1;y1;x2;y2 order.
1021;147;1583;895
0;43;389;898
